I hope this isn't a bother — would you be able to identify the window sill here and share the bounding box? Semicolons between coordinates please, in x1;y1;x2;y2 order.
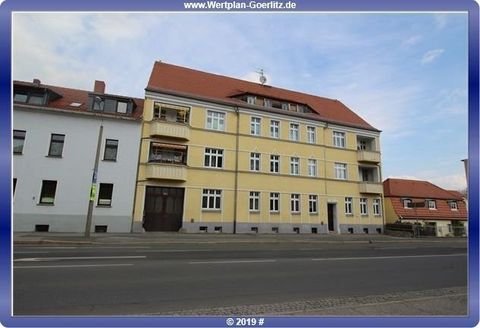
96;205;112;208
309;213;319;215
361;214;369;217
102;159;117;162
201;209;221;212
37;203;54;206
345;213;354;216
291;212;301;215
269;211;280;214
13;152;23;155
249;210;260;214
46;155;62;158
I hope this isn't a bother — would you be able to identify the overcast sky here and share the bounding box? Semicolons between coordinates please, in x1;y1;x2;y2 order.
12;12;468;190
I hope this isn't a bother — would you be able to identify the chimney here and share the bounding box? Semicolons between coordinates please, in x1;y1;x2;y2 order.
33;78;41;86
94;80;105;94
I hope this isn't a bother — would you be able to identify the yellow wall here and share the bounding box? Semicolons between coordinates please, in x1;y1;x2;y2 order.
133;97;383;229
384;198;399;223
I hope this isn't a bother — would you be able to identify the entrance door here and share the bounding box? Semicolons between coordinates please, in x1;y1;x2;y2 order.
327;204;336;232
143;186;184;232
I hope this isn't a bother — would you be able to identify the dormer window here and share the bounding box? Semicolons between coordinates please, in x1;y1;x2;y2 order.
403;199;412;208
13;92;45;105
427;200;436;210
93;97;105;111
14;93;28;103
449;201;458;210
247;96;256;105
28;94;44;105
263;99;271;107
116;101;128;114
281;103;289;110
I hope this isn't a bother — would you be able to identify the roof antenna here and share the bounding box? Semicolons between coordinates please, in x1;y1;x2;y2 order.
256;69;267;85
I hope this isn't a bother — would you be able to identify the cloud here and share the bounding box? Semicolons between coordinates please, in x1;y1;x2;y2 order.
421;49;445;64
402;35;422;47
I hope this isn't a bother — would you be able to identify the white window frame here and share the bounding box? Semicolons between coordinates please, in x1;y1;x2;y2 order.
333;131;346;148
360;198;368;215
427;199;437;210
202;189;222;210
116;101;128;114
290;157;300;175
334;163;347;180
204;148;224;168
250;152;261;171
307;126;316;144
270;192;280;212
344;197;353;215
449;201;458;211
373;198;381;216
308;159;317;177
290;194;300;213
250;117;261;136
308;195;318;214
270;120;280;138
289;123;299;141
403;199;412;209
247;96;256;105
249;191;260;212
270;155;280;173
206;110;225;131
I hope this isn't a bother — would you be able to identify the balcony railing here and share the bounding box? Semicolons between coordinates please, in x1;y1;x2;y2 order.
144;163;187;181
357;150;381;163
359;182;383;194
148;120;190;140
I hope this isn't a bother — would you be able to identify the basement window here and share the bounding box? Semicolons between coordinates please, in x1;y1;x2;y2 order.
95;225;108;233
376;228;382;234
272;227;279;233
293;227;300;234
251;227;258;233
214;226;222;232
363;228;369;234
199;226;208;232
35;224;49;232
311;227;318;234
348;227;354;234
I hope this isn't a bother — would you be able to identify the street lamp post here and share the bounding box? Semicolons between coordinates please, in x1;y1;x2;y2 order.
85;124;103;238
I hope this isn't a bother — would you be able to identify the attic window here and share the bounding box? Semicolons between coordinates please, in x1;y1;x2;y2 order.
14;93;28;103
116;101;128;114
69;102;82;107
449;201;458;210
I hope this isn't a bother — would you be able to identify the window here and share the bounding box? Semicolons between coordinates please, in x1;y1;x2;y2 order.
250;117;261;135
290;157;299;175
149;143;187;164
270;155;279;173
204;148;223;168
427;200;437;210
334;163;347;180
28;95;44;105
281;103;289;110
308;159;317;177
333;131;346;148
291;194;300;213
116;101;128;114
403;199;412;208
289;123;299;141
13;130;26;154
14;93;28;102
202;189;222;210
373;199;381;216
263;99;271;107
153;103;190;123
307;126;316;144
270;192;280;212
48;134;65;157
206;110;225;131
270;120;280;138
39;180;57;205
449;201;458;210
103;139;118;161
250;152;261;171
345;197;353;215
309;195;318;214
358;140;367;150
93;97;105;111
360;198;368;215
247;96;256;105
98;183;113;206
249;191;260;211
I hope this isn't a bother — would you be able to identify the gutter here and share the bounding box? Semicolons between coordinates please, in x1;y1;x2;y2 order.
233;106;240;234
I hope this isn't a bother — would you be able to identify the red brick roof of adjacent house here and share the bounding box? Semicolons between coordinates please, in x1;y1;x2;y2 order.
383;178;467;220
147;61;379;131
13;80;144;119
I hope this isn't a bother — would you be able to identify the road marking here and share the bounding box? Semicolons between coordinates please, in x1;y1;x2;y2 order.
139;249;214;253
189;259;277;265
311;253;467;261
14;255;147;262
14;251;50;254
14;263;134;269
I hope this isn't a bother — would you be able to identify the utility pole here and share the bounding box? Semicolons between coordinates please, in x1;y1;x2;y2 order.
85;124;103;238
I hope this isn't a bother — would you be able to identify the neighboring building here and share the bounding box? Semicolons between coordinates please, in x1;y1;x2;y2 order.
132;62;384;234
13;79;143;233
383;178;468;237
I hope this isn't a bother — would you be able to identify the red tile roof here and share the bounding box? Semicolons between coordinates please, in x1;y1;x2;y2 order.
147;61;378;131
383;179;467;220
13;80;144;119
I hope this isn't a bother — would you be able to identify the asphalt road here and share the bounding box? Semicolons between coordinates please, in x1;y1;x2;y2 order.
13;239;468;315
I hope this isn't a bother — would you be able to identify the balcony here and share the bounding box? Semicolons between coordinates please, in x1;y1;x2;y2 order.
144;164;187;181
357;150;381;163
359;182;383;194
149;120;190;140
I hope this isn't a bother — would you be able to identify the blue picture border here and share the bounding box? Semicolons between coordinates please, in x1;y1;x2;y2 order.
2;0;478;327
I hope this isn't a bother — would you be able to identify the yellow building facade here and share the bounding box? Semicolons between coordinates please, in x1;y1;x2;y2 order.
132;62;384;234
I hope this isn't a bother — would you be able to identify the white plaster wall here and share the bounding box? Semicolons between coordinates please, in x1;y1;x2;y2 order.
13;107;141;232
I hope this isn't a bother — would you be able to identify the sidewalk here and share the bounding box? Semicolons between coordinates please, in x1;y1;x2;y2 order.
12;231;466;246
